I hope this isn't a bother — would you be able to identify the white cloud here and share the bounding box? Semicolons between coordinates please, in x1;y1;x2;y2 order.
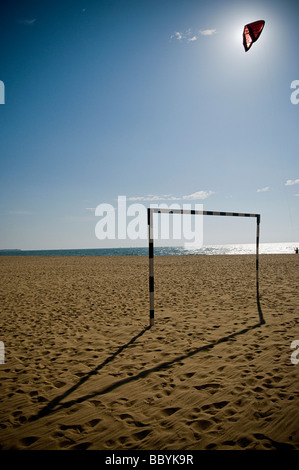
182;190;214;200
170;28;216;42
170;31;183;41
127;191;214;202
285;178;299;186
199;29;217;36
127;194;181;202
18;18;37;25
257;186;270;193
170;28;216;43
8;210;33;215
66;215;96;222
127;195;162;201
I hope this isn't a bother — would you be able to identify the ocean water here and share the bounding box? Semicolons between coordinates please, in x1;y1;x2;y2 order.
0;242;298;257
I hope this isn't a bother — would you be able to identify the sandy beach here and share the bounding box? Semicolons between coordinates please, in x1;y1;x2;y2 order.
0;254;298;450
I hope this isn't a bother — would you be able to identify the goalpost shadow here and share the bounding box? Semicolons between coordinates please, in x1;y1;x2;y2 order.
30;306;265;422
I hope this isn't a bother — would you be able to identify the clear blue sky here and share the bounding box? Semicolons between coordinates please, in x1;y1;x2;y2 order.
0;0;298;249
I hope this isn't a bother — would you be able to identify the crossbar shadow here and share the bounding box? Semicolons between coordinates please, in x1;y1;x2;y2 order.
30;316;265;422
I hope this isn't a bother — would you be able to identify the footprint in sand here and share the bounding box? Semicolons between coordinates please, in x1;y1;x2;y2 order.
21;436;39;447
119;414;149;429
201;401;229;412
105;438;116;448
59;438;76;448
133;429;151;441
193;383;221;394
236;436;253;448
118;435;131;445
188;418;213;431
86;418;101;428
184;372;196;379
54;380;66;389
162;407;180;417
60;423;84;433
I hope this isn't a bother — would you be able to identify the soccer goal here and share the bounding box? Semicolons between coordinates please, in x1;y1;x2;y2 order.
148;208;263;327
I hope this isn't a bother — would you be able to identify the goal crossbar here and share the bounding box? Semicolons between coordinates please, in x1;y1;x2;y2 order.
148;208;262;327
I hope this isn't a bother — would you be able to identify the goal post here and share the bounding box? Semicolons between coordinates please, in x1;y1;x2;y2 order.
148;208;263;327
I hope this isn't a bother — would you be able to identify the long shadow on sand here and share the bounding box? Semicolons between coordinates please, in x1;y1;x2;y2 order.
30;325;151;421
30;316;265;422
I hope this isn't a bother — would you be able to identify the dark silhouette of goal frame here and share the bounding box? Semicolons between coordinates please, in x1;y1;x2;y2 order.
148;208;264;327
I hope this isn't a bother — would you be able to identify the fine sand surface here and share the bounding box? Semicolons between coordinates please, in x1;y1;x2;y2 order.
0;254;298;450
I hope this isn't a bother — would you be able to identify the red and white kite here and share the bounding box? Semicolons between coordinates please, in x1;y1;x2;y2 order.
243;20;265;52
